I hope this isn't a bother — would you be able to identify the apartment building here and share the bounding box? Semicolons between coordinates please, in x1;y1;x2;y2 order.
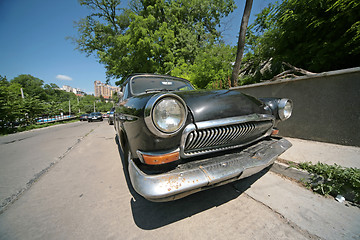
61;85;86;96
94;81;121;99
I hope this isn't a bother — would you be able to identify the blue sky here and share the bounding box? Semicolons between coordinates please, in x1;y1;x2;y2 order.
0;0;274;95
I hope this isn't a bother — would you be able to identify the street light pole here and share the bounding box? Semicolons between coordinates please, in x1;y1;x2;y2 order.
94;101;96;112
69;100;71;116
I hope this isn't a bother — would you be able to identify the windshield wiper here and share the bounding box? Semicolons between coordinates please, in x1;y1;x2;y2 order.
145;88;174;93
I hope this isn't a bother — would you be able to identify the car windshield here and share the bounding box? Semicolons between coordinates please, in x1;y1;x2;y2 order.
90;112;101;116
130;76;194;95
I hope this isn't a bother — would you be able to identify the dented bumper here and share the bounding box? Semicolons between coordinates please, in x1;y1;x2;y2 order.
128;137;292;202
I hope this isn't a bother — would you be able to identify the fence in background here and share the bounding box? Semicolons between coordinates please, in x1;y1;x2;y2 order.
36;115;76;124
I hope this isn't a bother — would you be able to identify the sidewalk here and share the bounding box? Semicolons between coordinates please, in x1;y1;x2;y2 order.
271;137;360;200
279;137;360;169
263;137;360;239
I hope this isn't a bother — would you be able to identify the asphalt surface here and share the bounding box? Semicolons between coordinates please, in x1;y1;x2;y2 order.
0;121;100;212
0;121;359;239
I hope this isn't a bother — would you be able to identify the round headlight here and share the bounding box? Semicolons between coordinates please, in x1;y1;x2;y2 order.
153;97;186;133
278;99;293;120
144;93;188;137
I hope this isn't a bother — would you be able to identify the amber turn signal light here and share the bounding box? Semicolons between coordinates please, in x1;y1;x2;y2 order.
142;152;180;165
271;129;279;135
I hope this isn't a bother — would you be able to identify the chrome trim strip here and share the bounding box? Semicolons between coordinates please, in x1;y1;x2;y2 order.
129;138;292;202
181;132;270;158
180;114;275;158
180;123;196;151
196;114;274;129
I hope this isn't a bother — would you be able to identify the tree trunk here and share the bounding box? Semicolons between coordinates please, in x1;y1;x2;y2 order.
231;0;253;87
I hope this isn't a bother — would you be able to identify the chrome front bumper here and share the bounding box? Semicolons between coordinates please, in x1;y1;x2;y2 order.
128;137;292;202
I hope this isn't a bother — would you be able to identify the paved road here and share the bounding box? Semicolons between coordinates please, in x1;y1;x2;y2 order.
0;121;359;239
0;121;101;211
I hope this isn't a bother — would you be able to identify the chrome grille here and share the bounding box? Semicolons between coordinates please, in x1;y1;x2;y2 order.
184;120;273;155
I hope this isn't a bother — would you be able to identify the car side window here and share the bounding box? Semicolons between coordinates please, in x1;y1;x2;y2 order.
122;83;129;100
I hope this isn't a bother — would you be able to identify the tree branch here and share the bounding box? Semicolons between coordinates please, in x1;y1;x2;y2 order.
282;62;316;75
270;62;316;81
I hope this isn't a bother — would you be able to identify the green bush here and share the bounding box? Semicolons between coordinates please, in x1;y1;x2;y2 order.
298;162;360;204
0;119;79;135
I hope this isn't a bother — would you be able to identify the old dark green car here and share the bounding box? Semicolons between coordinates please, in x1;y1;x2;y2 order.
114;74;293;202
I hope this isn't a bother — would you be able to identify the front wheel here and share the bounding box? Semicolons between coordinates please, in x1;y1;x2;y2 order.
123;142;130;169
118;129;130;168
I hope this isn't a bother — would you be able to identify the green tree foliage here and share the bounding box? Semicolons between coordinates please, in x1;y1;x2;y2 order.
241;0;360;84
11;74;48;100
0;76;26;127
0;75;10;123
77;94;97;113
73;0;235;84
0;74;114;132
172;44;235;89
111;91;120;104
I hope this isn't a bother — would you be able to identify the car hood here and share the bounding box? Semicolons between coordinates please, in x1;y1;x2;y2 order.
176;89;267;122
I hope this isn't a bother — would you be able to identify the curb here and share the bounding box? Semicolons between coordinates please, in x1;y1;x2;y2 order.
270;161;312;183
270;160;359;205
1;121;81;137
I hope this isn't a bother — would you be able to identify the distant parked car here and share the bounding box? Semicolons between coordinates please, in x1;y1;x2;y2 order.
108;111;114;125
79;114;89;121
103;112;109;118
115;73;293;202
88;112;103;122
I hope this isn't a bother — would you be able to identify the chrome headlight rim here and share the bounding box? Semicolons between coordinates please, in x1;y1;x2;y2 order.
278;98;293;121
144;93;188;138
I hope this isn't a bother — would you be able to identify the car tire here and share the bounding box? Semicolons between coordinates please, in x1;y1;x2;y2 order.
118;129;129;166
115;130;129;170
123;142;130;168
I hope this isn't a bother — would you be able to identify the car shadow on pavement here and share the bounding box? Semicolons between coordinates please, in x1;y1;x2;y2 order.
115;136;270;230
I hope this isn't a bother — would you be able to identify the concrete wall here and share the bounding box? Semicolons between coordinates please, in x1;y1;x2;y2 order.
232;67;360;147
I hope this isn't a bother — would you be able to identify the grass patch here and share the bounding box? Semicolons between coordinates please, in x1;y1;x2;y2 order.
0;119;79;135
297;162;360;204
